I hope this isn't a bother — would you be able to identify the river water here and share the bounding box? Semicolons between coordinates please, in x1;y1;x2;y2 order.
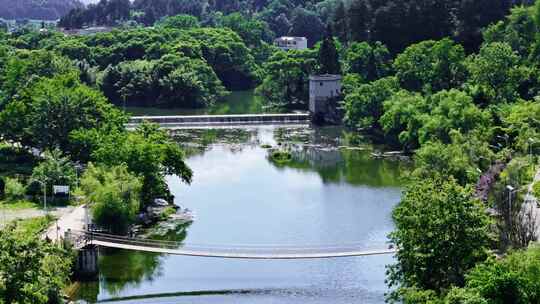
73;125;407;303
125;91;267;116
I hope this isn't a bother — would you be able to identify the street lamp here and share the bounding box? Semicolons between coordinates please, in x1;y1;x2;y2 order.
506;185;517;229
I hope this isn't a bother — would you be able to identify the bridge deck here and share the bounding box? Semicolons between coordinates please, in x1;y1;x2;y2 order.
90;240;395;259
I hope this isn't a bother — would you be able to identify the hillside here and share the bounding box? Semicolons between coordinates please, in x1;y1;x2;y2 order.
0;0;83;20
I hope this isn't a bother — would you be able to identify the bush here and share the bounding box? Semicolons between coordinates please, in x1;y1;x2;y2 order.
533;181;540;199
80;164;142;234
4;177;26;202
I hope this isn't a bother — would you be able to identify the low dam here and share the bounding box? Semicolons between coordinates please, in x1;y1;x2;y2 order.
127;113;311;128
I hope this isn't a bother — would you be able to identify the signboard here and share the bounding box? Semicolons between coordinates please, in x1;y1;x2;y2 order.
53;185;70;195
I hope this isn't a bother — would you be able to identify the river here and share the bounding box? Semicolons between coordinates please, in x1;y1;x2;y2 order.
72;124;408;303
125;91;268;116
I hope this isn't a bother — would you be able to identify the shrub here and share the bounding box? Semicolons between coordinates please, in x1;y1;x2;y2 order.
80;164;142;234
4;177;25;202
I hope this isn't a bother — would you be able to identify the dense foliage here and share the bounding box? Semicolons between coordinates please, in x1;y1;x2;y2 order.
80;164;142;234
388;178;491;301
0;225;72;304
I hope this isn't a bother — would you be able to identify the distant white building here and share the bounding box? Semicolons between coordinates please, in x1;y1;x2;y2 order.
309;74;343;123
274;36;308;51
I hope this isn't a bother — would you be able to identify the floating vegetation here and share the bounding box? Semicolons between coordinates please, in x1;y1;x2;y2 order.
261;144;272;149
269;150;293;164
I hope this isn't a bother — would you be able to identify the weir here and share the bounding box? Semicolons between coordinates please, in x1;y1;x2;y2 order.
127;113;311;128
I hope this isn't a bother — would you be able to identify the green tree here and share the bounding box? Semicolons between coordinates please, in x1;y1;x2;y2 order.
380;90;428;150
30;149;77;194
318;27;341;74
343;76;399;130
484;6;537;59
467;42;521;103
0;226;72;304
73;122;193;206
501;100;540;153
387;177;491;302
80;163;142;234
413;131;494;186
256;48;317;110
157;14;200;29
393;39;467;92
453;246;540;304
418;90;491;145
345;41;392;82
0;73;125;153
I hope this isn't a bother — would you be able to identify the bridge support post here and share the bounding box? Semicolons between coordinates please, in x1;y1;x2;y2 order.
73;245;99;280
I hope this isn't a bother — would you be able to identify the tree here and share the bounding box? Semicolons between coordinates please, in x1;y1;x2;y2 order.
80;163;142;234
256;48;318;110
484;6;537;59
318;27;341;75
456;0;511;52
345;41;392;82
343;76;399;130
157;14;200;29
347;0;369;41
332;1;347;42
387;177;491;302
467;42;522;103
0;50;75;106
0;73;125;153
413;131;494;186
447;246;540;304
380;90;428;150
73;122;193;206
393;39;467;93
288;7;325;47
30;149;77;195
418;90;491;145
0;226;72;304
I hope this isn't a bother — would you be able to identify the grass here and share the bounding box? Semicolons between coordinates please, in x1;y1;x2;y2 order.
12;215;55;235
0;199;40;210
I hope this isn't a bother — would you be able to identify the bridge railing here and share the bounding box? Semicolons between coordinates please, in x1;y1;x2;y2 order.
72;230;395;256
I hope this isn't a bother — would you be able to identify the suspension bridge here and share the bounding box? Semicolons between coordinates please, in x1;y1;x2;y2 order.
67;230;396;260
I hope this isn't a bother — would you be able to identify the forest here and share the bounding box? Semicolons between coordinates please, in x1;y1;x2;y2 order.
0;0;83;20
1;0;540;303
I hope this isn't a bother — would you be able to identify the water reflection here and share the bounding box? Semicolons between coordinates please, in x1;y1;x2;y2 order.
270;147;406;187
73;126;405;303
73;222;191;302
125;91;266;116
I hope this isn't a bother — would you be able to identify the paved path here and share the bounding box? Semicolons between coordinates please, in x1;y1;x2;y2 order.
524;168;540;241
44;205;87;242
